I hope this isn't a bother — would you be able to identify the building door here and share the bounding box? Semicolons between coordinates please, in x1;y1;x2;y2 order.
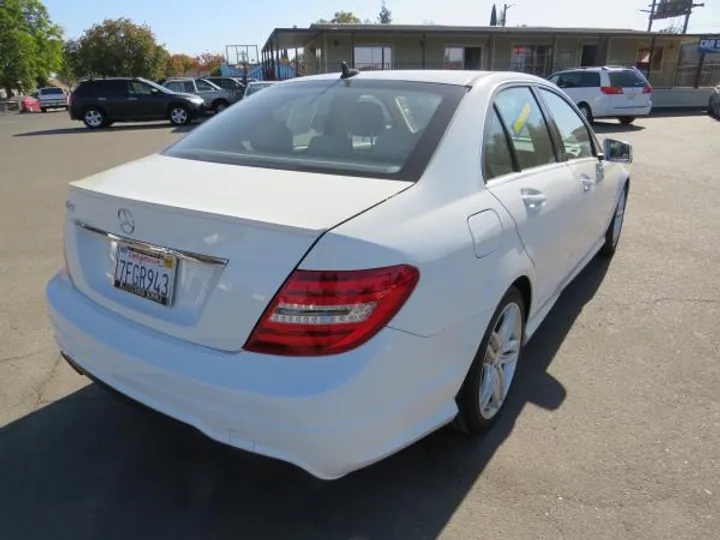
464;47;483;69
580;44;599;67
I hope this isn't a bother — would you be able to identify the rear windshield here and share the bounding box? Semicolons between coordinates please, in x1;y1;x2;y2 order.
163;79;467;181
609;70;647;88
41;87;65;95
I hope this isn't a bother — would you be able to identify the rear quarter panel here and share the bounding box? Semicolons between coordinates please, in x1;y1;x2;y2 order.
300;76;539;339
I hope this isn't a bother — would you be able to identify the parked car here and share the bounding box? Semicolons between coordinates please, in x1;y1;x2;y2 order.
243;81;278;98
708;85;720;118
47;70;632;480
36;86;69;112
69;77;206;129
547;66;652;124
161;77;238;112
204;76;246;94
20;95;41;113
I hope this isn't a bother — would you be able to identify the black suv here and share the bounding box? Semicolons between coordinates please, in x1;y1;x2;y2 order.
69;77;207;129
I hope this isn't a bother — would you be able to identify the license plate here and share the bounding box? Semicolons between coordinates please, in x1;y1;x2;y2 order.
113;244;177;306
627;93;636;100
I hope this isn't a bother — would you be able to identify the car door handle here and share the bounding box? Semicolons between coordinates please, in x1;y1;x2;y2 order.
521;188;547;209
127;97;138;101
97;97;106;101
580;174;594;191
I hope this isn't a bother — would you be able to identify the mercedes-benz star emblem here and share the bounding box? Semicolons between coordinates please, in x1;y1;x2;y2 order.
117;208;135;235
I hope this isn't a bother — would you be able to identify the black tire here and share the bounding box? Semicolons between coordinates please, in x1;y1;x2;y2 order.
578;103;594;124
40;108;47;113
64;106;69;111
618;116;635;125
453;286;526;435
212;99;229;113
82;107;107;129
599;184;629;258
168;104;191;126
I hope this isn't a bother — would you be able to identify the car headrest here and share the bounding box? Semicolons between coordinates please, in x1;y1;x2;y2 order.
350;100;386;137
249;121;293;153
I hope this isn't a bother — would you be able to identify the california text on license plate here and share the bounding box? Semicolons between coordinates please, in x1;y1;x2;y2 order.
113;244;177;306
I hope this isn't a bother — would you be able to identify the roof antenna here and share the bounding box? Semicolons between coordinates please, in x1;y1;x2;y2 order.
340;61;360;79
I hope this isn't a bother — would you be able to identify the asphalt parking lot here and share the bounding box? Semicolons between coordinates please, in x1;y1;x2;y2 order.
1;110;718;540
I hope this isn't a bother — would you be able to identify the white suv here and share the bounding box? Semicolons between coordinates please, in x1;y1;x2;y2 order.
547;66;652;125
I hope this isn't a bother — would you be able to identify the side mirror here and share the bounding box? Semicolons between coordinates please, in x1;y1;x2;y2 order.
602;138;633;164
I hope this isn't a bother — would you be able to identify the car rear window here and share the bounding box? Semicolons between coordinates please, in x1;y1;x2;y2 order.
41;88;65;95
609;70;647;88
74;81;104;97
556;71;600;88
163;79;467;181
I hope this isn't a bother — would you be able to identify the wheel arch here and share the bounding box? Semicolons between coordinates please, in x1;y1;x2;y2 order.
211;98;229;109
510;275;532;323
166;101;190;118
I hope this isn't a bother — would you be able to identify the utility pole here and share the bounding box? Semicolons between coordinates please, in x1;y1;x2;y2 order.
682;2;704;33
500;4;512;27
641;1;705;34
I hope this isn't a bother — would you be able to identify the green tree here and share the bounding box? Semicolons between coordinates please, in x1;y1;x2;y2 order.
378;1;392;24
316;11;362;24
0;0;63;94
69;18;169;79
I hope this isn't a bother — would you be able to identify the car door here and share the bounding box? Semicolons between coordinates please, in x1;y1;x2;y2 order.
195;79;220;105
535;86;609;249
127;80;166;119
100;80;132;119
484;86;590;308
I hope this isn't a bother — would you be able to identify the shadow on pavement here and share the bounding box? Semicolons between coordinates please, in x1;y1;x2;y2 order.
592;121;645;134
0;257;611;540
13;122;199;137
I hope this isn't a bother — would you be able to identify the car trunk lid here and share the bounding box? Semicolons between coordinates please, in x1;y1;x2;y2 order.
63;154;412;351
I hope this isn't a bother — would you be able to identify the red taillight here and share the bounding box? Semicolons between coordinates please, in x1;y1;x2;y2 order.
601;86;624;95
244;265;420;356
643;85;652;94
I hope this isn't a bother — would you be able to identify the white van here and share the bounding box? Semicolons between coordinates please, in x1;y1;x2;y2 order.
547;66;652;125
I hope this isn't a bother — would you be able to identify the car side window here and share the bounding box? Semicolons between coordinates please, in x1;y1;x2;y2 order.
483;108;517;181
494;87;557;170
183;81;195;93
129;81;153;95
103;81;130;98
196;80;215;92
580;72;601;87
537;88;594;160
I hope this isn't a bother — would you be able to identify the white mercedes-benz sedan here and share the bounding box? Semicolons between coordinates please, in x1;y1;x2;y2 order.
47;69;632;480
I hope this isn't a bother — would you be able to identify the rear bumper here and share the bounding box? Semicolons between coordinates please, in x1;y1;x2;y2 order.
598;102;652;118
46;271;476;480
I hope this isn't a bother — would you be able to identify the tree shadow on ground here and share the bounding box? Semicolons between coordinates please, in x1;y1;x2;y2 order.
0;257;611;540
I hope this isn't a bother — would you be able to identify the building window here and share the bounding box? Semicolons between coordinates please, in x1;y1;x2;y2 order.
637;47;664;71
444;47;464;69
354;46;392;70
510;45;552;76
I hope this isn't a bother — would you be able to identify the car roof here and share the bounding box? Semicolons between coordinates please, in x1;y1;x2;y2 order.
284;70;555;87
293;69;493;86
554;66;636;73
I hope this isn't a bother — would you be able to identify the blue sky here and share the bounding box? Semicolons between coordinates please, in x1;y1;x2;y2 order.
44;0;720;56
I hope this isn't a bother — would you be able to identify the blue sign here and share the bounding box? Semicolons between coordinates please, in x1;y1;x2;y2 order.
699;38;720;54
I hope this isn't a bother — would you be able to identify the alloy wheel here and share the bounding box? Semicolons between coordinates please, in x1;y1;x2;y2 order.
478;302;522;420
